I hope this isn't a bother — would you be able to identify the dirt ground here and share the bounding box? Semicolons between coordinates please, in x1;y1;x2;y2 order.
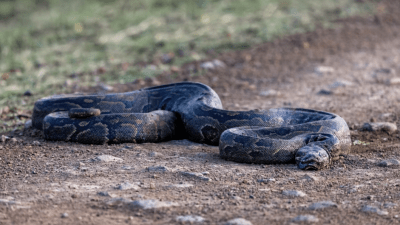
2;1;400;224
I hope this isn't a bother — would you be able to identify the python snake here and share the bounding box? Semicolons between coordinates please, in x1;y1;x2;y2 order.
32;82;351;170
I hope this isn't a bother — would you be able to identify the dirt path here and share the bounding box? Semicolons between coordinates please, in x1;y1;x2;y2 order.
1;1;400;224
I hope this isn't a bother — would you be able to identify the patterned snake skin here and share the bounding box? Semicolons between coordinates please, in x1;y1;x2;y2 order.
32;82;351;170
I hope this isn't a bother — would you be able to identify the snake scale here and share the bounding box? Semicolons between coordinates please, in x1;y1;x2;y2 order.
32;82;351;170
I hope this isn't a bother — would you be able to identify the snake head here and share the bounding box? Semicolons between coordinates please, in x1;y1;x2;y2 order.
295;145;330;170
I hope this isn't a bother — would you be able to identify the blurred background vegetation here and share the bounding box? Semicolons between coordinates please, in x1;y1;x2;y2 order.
0;0;377;132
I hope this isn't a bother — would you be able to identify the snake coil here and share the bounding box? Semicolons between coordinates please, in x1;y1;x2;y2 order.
32;82;351;170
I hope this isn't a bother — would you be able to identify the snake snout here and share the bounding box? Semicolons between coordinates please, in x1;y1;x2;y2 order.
295;146;329;170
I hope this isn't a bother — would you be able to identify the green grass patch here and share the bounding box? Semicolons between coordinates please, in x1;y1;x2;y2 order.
0;0;377;132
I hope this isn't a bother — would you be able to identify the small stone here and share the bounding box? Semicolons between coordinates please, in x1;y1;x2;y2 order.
32;141;40;146
61;213;69;218
10;138;18;144
161;53;174;64
314;66;334;75
24;120;32;130
98;83;113;91
23;90;32;96
92;155;123;163
377;159;400;167
129;199;179;209
301;174;320;182
383;202;398;209
292;215;319;223
176;215;205;223
362;122;397;133
329;80;353;89
147;166;169;173
257;178;276;183
259;90;281;97
180;171;211;181
282;190;306;197
317;89;333;95
71;194;78;199
171;66;180;73
308;201;337;210
387;77;400;85
2;106;9;114
168;183;194;188
97;191;111;197
105;198;130;206
1;135;9;143
149;183;156;189
224;218;253;225
149;152;163;158
116;182;140;191
212;59;226;68
200;61;215;70
362;205;388;215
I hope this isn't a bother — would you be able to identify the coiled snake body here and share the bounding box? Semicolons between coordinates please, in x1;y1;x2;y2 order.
32;82;351;170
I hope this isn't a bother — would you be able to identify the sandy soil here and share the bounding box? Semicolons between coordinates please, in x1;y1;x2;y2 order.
1;1;400;224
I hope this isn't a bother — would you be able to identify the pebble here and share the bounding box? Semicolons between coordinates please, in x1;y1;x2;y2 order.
200;59;226;70
161;53;174;64
98;83;113;91
116;182;140;191
362;122;397;133
317;89;333;95
362;205;388;215
301;174;320;182
180;171;211;181
224;218;253;225
105;198;130;206
23;90;32;96
259;90;281;97
168;183;194;188
147;166;169;173
149;152;163;158
314;66;334;75
129;199;179;209
257;178;275;183
97;191;111;197
92;155;123;163
387;77;400;85
0;199;19;205
10;138;18;144
377;159;400;167
32;141;40;146
282;190;306;197
383;202;398;209
1;135;9;143
329;80;353;89
308;201;337;210
176;215;205;223
212;59;226;68
61;213;69;218
24;120;32;130
292;215;319;223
